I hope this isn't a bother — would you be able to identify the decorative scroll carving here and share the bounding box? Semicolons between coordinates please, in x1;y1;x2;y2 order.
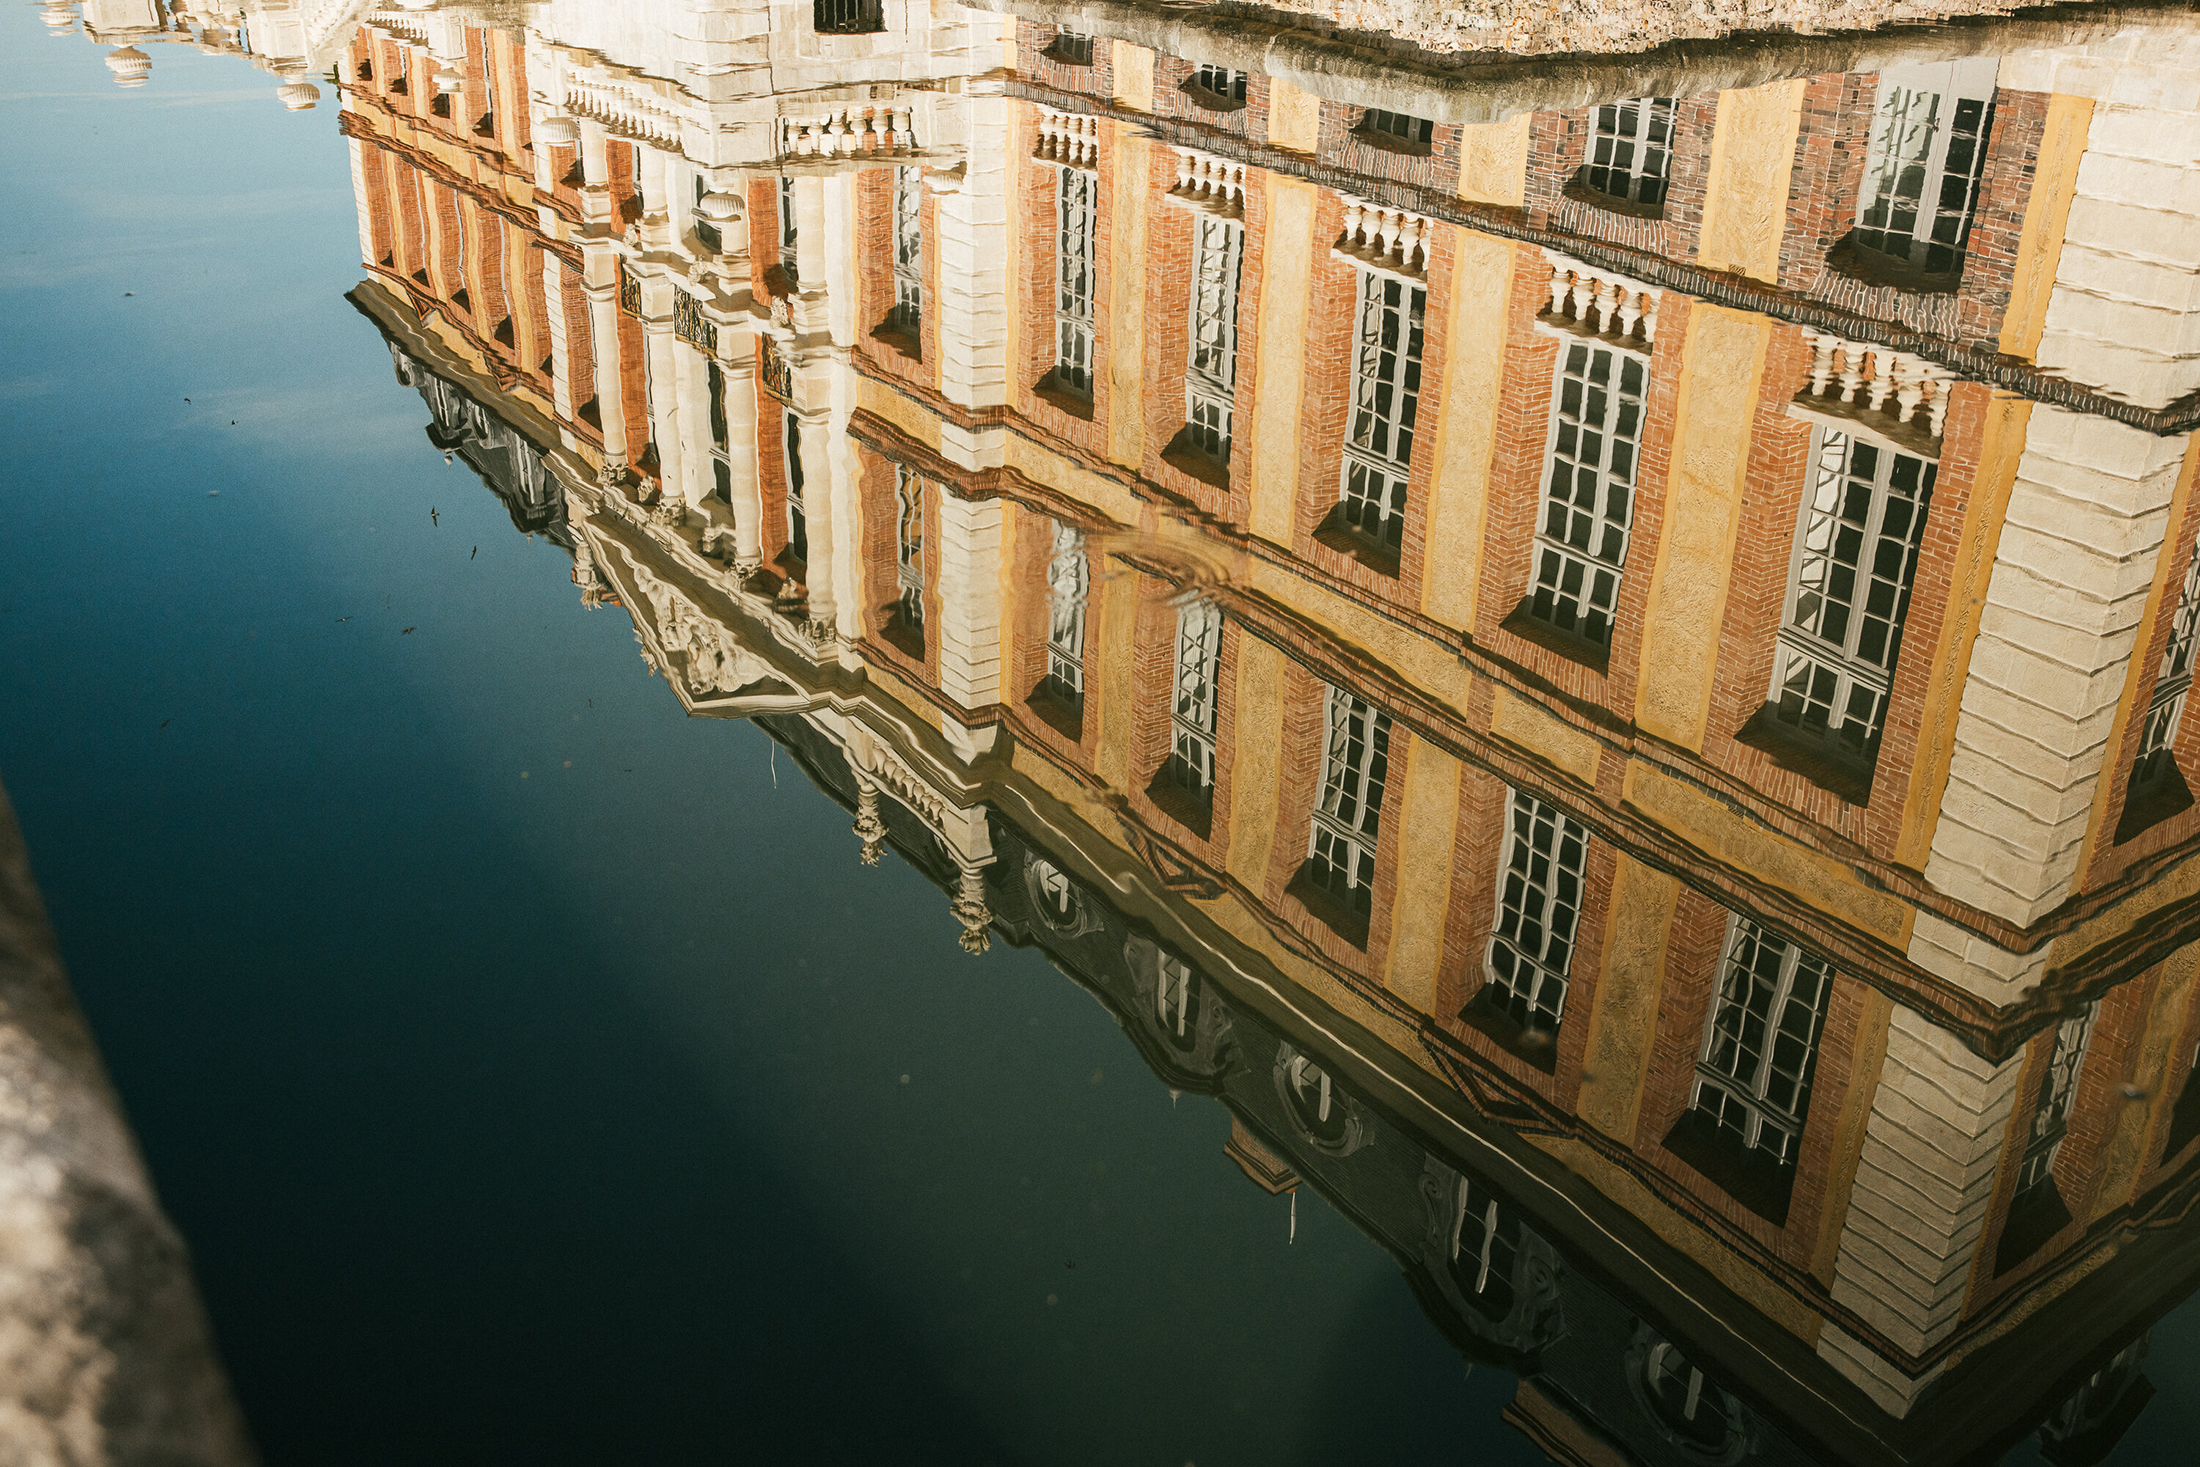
627;561;766;697
1538;248;1660;348
1034;108;1100;170
1333;195;1431;282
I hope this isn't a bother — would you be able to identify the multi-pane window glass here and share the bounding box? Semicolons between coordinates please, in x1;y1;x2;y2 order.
893;464;925;635
1769;430;1935;764
1854;63;1997;277
887;165;922;337
1306;686;1392;917
1048;30;1095;66
1184;216;1244;467
1362;109;1435;147
1044;520;1089;705
1165;598;1224;795
1526;342;1644;649
1155;952;1199;1051
707;362;731;504
2013;1005;2098;1202
1485;789;1589;1035
1054;167;1098;398
2134;544;2200;789
782;409;809;562
1641;1341;1743;1455
1583;96;1677;207
1188;64;1248;105
1448;1176;1519;1322
813;0;884;34
1690;917;1837;1168
1338;272;1426;554
777;174;800;285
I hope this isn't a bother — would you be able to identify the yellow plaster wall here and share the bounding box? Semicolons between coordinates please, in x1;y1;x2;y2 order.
1633;306;1770;752
1246;560;1477;717
1490;687;1602;785
859;377;947;453
1623;762;1912;945
1695;79;1807;284
1576;854;1681;1145
1267;80;1322;153
1095;576;1139;795
1111;42;1155;111
1380;736;1463;1013
1227;636;1288;892
2092;945;2200;1223
1107;131;1151;471
2000;94;2095;362
1455;117;1530;208
1420;229;1515;635
1249;177;1319;546
1893;393;2031;871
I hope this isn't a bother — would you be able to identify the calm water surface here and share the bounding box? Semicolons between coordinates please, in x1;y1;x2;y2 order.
5;5;2200;1465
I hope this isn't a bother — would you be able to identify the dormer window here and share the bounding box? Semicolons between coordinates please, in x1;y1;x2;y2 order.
1357;108;1435;155
1579;96;1676;211
1046;29;1095;66
813;0;884;35
1182;63;1248;112
1847;59;1998;284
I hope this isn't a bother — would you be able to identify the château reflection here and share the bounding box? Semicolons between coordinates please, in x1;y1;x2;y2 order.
51;1;2200;1461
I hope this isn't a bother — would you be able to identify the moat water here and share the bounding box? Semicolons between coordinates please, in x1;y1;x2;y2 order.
5;6;2200;1466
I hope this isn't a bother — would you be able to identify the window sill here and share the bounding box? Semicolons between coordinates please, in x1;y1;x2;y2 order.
1561;172;1666;220
1286;862;1371;950
1313;505;1401;579
1500;598;1611;677
1458;986;1559;1074
1146;762;1215;841
2115;761;2194;845
1034;370;1095;421
1733;703;1875;807
880;615;925;662
1351;128;1433;158
869;320;922;363
1027;679;1085;742
1161;427;1232;491
1823;231;1964;297
1661;1110;1797;1227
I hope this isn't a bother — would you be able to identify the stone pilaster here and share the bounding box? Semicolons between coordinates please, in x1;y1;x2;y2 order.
934;91;1013;410
933;494;1006;712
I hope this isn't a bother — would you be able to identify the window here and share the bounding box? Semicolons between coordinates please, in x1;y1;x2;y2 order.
892;464;925;645
707;362;731;504
782;409;808;562
1764;429;1934;770
1041;520;1089;709
1051;167;1098;399
777;174;799;286
1047;29;1094;66
2128;543;2200;816
813;0;884;34
1162;598;1223;795
476;53;496;136
1155;952;1200;1053
1184;63;1248;109
1582;96;1676;208
1522;342;1644;655
1484;788;1589;1036
1029;859;1080;929
1282;1052;1350;1148
2012;1005;2097;1203
1183;216;1244;469
885;165;922;338
692;175;720;255
1635;1336;1747;1457
1853;61;1997;278
1305;686;1392;921
1689;917;1836;1170
1360;108;1434;149
1448;1175;1520;1322
1335;272;1426;558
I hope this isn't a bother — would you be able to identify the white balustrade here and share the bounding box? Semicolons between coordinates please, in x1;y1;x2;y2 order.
1166;147;1246;216
1034;109;1100;170
1539;249;1660;347
1800;333;1956;439
780;106;918;159
1334;195;1431;281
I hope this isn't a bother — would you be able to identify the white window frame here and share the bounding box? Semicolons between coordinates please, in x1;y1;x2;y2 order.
1583;96;1678;208
1053;166;1098;398
893;464;925;633
1156;951;1196;1041
887;164;922;337
1690;915;1837;1168
1854;59;1999;276
1183;215;1244;468
1306;685;1392;916
777;173;800;284
1524;339;1646;650
2135;544;2200;787
2012;1004;2098;1202
1767;425;1936;764
1186;63;1248;106
782;408;808;561
1484;787;1590;1034
1337;270;1426;555
1166;598;1224;794
1045;519;1089;701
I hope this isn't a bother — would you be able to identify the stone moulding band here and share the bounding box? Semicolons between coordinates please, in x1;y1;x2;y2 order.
1007;79;2200;436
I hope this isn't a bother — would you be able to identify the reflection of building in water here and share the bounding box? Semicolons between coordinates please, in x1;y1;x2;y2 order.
50;1;2200;1459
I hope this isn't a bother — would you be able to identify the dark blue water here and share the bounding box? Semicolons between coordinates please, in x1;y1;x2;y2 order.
0;16;1504;1465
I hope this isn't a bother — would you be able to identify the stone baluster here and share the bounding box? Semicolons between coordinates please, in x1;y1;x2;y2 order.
1865;353;1896;415
1548;258;1572;317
